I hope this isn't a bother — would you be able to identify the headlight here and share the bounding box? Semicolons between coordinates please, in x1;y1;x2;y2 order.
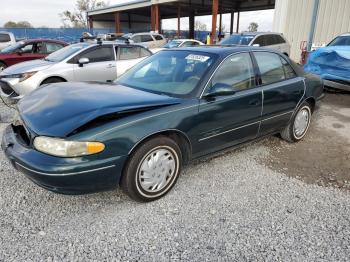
33;136;105;157
5;71;37;82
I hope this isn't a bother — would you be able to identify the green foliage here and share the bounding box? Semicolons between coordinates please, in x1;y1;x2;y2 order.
4;21;33;28
248;22;259;32
60;0;107;28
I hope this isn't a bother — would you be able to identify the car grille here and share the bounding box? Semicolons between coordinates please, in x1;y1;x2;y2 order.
0;80;17;95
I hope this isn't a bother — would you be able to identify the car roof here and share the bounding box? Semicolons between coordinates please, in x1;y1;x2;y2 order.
172;45;275;56
23;39;68;45
72;41;146;48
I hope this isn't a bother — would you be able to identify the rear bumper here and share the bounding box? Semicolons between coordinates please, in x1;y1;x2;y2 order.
1;125;127;194
324;79;350;92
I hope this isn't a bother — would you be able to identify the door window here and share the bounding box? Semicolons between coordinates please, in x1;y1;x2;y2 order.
45;42;64;53
35;42;45;54
281;57;297;79
140;35;154;42
0;33;11;42
119;46;141;60
209;53;255;92
79;46;114;63
254;52;286;84
20;43;34;53
154;35;163;41
252;36;265;46
273;35;286;44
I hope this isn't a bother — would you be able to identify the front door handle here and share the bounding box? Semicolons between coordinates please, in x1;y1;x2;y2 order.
106;64;116;69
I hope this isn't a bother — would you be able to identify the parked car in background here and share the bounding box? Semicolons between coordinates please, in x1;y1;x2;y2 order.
1;46;323;202
124;32;166;49
0;32;16;51
0;39;67;72
0;41;152;100
152;39;204;53
304;33;350;91
219;32;291;56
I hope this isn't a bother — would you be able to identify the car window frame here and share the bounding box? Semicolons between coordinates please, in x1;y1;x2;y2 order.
117;45;142;60
200;51;259;98
252;50;297;87
69;44;116;64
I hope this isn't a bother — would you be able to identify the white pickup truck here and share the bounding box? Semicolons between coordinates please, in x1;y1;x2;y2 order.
0;32;16;51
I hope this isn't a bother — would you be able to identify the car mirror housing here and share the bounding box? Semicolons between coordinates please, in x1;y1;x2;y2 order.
78;57;90;67
204;83;236;98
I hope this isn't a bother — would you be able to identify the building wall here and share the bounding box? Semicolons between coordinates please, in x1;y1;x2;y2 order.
273;0;350;61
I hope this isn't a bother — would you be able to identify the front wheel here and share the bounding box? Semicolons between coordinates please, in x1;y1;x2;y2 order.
121;136;182;202
280;102;312;142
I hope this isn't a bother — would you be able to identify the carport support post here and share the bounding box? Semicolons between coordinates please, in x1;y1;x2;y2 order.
236;11;240;33
307;0;320;52
114;12;121;33
189;11;195;39
177;4;181;37
230;12;234;35
210;0;218;44
151;4;160;32
88;17;93;29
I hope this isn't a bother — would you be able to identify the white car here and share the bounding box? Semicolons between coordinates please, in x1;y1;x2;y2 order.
152;39;204;53
125;32;166;49
0;41;152;100
0;32;16;51
220;32;291;56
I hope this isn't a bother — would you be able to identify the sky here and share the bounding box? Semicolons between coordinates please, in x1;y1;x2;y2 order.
0;0;274;32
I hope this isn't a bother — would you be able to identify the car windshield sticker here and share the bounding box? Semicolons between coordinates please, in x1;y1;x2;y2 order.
185;54;210;62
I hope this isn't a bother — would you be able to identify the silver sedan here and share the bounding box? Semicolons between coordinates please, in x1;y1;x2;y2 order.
0;41;152;100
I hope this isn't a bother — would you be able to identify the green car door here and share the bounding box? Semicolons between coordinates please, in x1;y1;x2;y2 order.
193;52;262;157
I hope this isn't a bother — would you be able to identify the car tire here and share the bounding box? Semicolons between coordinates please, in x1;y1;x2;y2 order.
280;101;312;143
0;62;7;72
121;136;182;202
41;77;65;85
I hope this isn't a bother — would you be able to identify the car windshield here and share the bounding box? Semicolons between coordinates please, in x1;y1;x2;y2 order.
116;50;216;98
0;42;25;53
163;40;182;48
219;35;254;45
328;36;350;46
44;43;88;62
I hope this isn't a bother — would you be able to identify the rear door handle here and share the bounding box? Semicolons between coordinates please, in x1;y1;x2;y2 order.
249;99;260;106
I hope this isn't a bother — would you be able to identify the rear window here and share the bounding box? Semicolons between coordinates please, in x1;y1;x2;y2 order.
0;33;11;43
141;35;154;42
154;35;163;41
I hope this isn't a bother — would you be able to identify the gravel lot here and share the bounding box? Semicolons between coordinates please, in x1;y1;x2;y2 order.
0;92;349;261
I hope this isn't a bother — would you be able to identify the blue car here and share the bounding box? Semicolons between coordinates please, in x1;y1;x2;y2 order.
2;46;324;202
304;33;350;91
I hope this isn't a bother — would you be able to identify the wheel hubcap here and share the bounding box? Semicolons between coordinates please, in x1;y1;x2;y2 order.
294;108;310;138
138;147;177;193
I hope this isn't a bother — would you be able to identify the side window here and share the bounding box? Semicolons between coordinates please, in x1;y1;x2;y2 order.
210;53;255;92
0;33;11;42
140;47;151;57
141;35;154;42
274;35;286;44
45;43;64;53
253;36;265;46
182;41;193;47
35;42;45;54
154;35;163;41
80;46;114;63
119;46;141;60
21;43;34;53
264;35;276;46
191;41;200;46
131;35;141;43
281;57;297;79
254;52;286;84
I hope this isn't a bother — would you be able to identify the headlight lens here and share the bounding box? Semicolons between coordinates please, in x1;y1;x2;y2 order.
33;136;105;157
4;71;37;82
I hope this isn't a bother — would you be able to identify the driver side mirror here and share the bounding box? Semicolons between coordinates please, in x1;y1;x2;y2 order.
78;57;89;67
204;83;236;99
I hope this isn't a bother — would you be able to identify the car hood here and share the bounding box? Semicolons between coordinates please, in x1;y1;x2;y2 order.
1;59;55;75
18;82;181;137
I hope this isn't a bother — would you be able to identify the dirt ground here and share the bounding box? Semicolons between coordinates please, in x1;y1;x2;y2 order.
261;91;350;190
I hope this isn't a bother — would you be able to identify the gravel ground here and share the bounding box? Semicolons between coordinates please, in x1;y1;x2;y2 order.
0;93;349;261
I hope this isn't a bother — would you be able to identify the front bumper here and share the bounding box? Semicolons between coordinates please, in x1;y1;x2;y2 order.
1;125;128;194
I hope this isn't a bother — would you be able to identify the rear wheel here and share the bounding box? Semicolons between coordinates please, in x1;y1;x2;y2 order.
41;77;65;85
121;136;182;202
280;101;312;142
0;62;7;72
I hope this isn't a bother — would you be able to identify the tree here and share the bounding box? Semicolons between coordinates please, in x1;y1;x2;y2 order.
194;20;207;31
60;0;107;28
248;22;258;32
4;21;33;28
